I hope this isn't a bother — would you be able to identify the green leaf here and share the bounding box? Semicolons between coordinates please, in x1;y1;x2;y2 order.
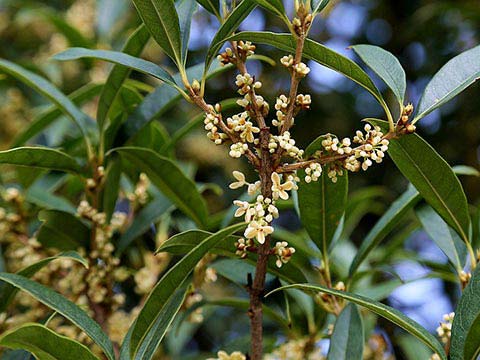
96;0;130;39
0;273;115;360
297;169;348;254
327;304;364;360
371;119;471;243
53;48;178;89
312;0;330;14
205;0;257;73
113;147;208;227
252;0;287;21
416;205;467;272
116;194;173;254
268;284;447;360
133;288;187;360
176;0;197;64
196;0;220;18
0;147;84;174
157;229;307;284
451;266;480;360
97;25;150;132
12;83;102;147
131;0;182;65
101;157;122;222
352;44;406;106
130;223;246;359
0;59;93;146
414;44;480;122
452;165;480;177
0;251;87;313
227;32;385;109
0;323;98;360
349;185;420;276
36;210;90;251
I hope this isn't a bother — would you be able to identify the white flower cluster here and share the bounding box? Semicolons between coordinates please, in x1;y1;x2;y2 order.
268;131;304;160
304;162;322;183
436;312;454;344
230;172;296;266
235;73;261;95
273;94;289;127
273;241;296;268
204;106;228;145
217;41;255;66
226;111;260;143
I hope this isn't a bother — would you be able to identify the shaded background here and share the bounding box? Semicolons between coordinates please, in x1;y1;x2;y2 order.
0;0;479;358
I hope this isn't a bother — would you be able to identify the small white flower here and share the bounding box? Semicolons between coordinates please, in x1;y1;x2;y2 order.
233;200;250;217
229;171;247;189
271;172;295;200
247;181;261;195
244;221;274;244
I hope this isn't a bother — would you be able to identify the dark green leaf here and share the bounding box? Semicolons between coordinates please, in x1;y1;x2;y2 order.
0;147;84;174
227;32;385;108
327;304;364;360
196;0;220;17
252;0;287;21
0;59;92;143
349;185;420;276
312;0;330;14
13;83;102;147
131;0;182;64
371;119;471;243
0;323;98;360
268;284;447;360
176;0;197;63
112;147;209;228
116;194;173;254
0;251;87;313
205;0;257;73
352;44;406;106
134;288;187;360
36;210;90;250
414;44;480;122
0;273;115;360
53;48;178;89
297;169;348;254
416;205;467;272
157;229;307;284
451;266;480;360
130;223;246;358
97;25;150;132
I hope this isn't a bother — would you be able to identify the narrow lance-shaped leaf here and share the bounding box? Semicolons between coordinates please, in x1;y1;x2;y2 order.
0;251;88;313
327;304;364;360
297;136;348;254
204;0;257;74
53;48;179;90
312;0;330;14
0;59;93;148
268;284;447;360
0;324;99;360
131;0;182;65
130;223;246;358
13;83;102;147
227;32;390;118
451;266;480;360
0;273;115;360
416;205;467;272
133;288;187;360
112;147;209;228
196;0;220;18
414;44;480;123
36;210;90;251
0;147;84;174
176;0;197;64
349;185;421;276
252;0;288;22
370;119;471;243
97;24;150;132
352;44;406;106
